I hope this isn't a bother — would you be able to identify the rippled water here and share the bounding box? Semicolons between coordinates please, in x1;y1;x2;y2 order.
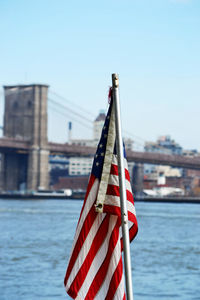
0;199;199;300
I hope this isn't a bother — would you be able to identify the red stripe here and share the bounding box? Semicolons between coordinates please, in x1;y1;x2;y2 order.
129;216;138;242
105;255;123;299
103;204;121;217
125;168;130;182
110;164;130;181
128;211;137;223
106;185;134;205
85;218;121;300
107;184;120;197
68;215;110;298
127;189;134;203
64;200;97;286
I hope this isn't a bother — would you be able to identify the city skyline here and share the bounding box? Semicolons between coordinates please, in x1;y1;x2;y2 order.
0;0;199;150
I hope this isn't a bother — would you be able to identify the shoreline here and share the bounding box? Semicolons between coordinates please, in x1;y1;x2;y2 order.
135;195;200;204
0;193;200;203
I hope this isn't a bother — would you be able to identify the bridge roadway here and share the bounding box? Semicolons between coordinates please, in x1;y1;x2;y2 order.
0;137;200;170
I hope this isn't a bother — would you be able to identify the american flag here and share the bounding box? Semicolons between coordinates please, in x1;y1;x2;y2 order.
64;95;138;299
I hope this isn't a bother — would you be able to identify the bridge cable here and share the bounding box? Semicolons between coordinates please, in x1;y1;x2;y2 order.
48;97;93;125
49;89;95;119
48;102;93;131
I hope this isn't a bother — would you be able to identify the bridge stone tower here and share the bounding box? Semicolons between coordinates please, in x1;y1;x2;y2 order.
2;84;49;191
132;163;144;196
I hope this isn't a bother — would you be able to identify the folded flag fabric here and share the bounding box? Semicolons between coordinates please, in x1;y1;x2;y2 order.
64;94;138;300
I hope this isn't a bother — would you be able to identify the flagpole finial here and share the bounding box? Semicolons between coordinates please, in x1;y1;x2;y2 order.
112;73;119;88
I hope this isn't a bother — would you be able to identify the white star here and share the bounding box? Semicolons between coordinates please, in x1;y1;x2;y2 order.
99;144;103;148
104;134;107;138
96;162;99;166
101;152;104;157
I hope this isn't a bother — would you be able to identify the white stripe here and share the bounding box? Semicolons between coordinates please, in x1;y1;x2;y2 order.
127;200;136;216
77;215;118;299
96;224;123;299
66;210;106;289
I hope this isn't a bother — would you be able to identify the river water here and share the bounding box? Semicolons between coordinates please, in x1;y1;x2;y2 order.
0;199;199;300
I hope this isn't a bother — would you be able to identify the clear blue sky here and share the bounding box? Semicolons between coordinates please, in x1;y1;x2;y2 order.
0;0;199;150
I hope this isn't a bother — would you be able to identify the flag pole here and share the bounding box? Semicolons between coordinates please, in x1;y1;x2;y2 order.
112;73;134;300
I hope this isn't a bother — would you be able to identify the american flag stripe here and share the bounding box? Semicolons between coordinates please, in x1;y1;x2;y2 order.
77;175;97;225
110;163;131;181
69;176;98;260
68;215;110;295
64;95;138;299
108;175;132;192
66;211;105;290
104;197;136;217
84;217;121;299
100;255;123;300
64;177;99;286
105;239;125;300
105;255;124;300
106;184;134;201
78;216;119;299
79;218;117;299
115;279;126;300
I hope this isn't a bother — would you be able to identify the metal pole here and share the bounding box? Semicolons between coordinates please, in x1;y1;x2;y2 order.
112;73;134;300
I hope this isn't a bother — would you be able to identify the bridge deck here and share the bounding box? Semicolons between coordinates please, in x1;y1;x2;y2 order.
0;138;200;169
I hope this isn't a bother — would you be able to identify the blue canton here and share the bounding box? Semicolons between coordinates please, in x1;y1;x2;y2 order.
91;101;113;179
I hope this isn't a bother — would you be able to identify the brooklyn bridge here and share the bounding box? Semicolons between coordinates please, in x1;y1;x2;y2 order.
0;84;200;191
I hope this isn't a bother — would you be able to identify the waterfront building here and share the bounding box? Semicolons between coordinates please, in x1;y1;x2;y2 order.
144;135;183;175
182;149;199;157
143;136;200;195
93;110;106;141
68;157;93;176
49;155;69;186
145;135;182;155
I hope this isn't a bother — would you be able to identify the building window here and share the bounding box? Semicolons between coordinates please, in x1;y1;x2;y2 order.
27;100;32;109
13;101;18;110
